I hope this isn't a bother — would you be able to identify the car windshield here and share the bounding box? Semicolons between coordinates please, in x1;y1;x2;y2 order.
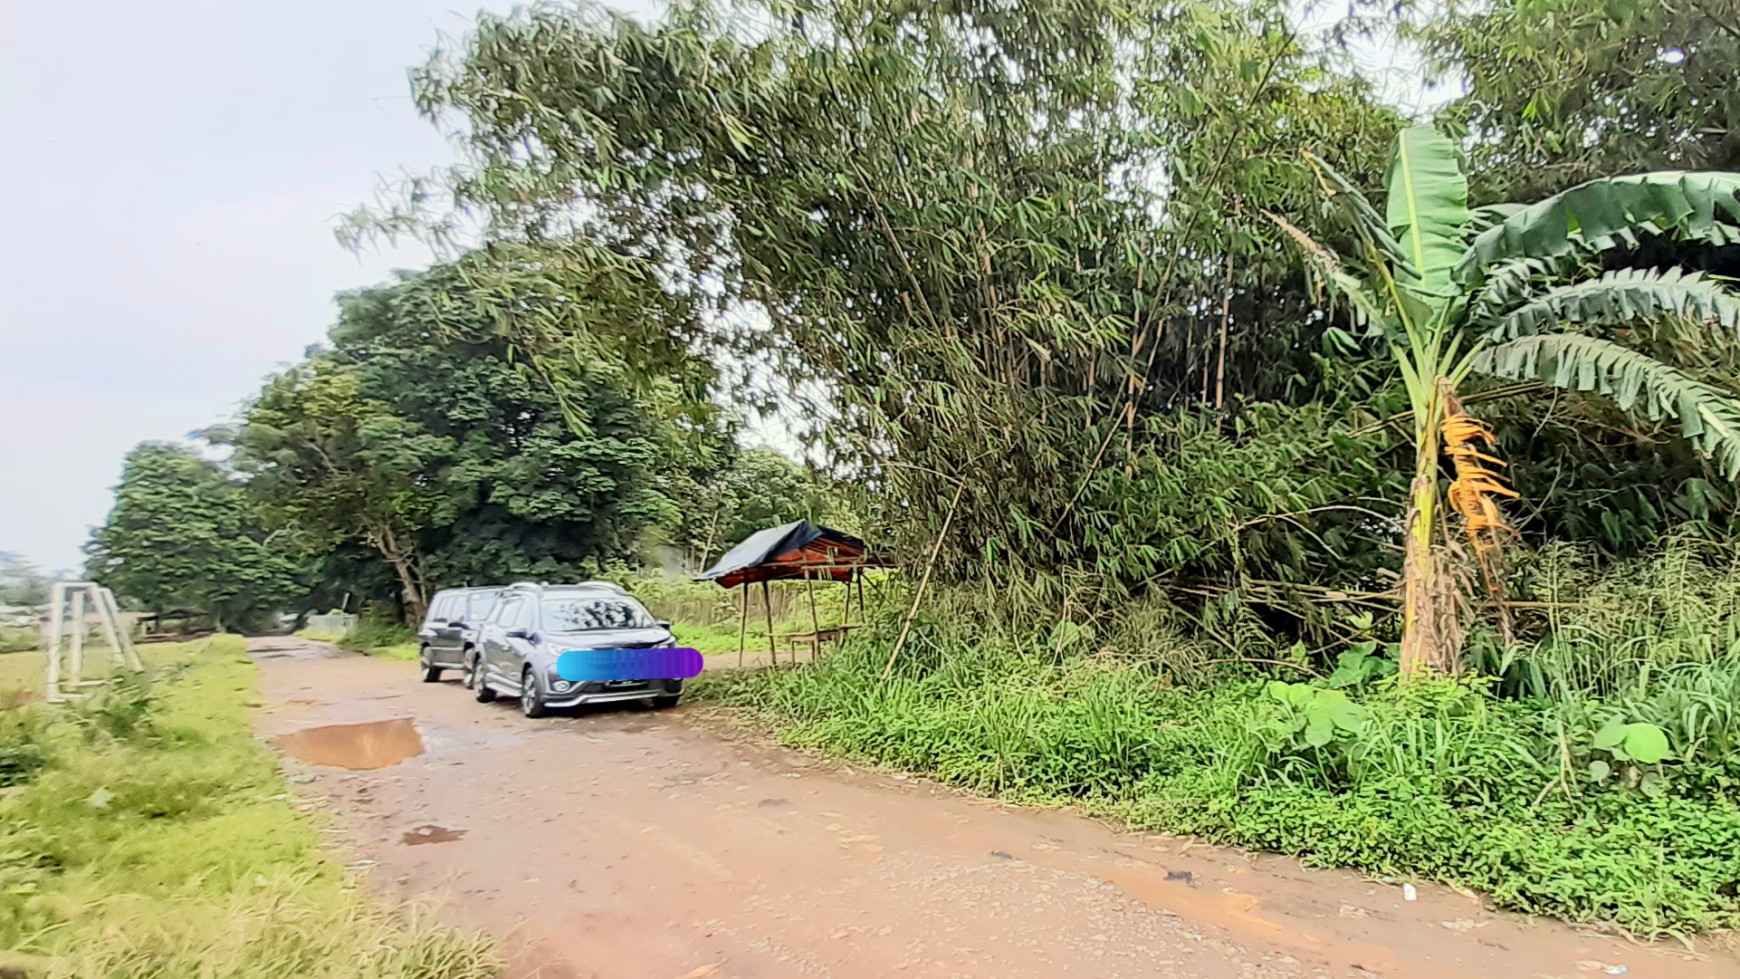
540;596;656;632
466;590;501;619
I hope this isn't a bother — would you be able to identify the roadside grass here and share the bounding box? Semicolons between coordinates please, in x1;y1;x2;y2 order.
0;650;44;695
366;641;422;662
0;636;498;978
692;567;1740;936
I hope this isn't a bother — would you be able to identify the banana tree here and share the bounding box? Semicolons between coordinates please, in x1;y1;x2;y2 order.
1276;125;1740;675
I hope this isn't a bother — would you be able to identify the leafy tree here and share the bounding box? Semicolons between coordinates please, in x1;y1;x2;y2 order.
1280;125;1740;673
1414;0;1740;201
234;261;730;619
668;447;852;571
85;442;298;631
0;552;50;607
233;358;450;622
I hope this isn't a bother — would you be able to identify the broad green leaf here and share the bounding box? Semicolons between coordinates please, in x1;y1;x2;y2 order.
1329;699;1368;733
1461;172;1740;284
1384;125;1468;308
1304;718;1335;748
1623;723;1671;764
1473;334;1740;480
1593;718;1629;751
1588;759;1612;782
1483;268;1740;341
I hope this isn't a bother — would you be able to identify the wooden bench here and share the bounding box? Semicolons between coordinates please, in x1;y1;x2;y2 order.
778;623;860;660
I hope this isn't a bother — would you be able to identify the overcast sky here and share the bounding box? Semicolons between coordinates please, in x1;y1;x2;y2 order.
0;1;534;574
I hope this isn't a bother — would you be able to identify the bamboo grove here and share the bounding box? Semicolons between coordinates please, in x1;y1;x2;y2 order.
344;0;1740;668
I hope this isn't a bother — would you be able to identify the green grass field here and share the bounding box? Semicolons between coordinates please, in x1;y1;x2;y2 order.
0;636;498;978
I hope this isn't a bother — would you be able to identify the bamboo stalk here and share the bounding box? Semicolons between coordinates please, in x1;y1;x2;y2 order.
881;479;966;681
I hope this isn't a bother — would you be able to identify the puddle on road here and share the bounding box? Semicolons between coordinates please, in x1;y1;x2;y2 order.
273;718;424;770
402;824;467;845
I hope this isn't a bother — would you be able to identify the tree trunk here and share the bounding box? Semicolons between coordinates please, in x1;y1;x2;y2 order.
1398;380;1462;677
387;555;427;624
371;523;428;623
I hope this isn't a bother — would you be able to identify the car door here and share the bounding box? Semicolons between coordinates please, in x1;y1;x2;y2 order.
482;595;524;685
418;593;451;651
459;589;498;651
428;594;464;663
503;595;539;687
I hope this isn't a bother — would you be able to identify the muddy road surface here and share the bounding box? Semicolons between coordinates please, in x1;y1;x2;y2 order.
249;637;1739;979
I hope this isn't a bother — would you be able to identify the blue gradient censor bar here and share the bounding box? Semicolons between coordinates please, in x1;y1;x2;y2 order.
555;647;704;683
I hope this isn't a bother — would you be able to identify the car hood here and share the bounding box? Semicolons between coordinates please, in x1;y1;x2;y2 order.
540;627;675;650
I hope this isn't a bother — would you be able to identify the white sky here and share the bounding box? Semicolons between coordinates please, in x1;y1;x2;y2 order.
0;2;521;573
0;1;1435;576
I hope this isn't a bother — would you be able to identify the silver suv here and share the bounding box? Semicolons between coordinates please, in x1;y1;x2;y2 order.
472;581;683;717
417;586;504;683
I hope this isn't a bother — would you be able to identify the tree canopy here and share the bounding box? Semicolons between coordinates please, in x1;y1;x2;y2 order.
85;442;298;630
226;259;842;618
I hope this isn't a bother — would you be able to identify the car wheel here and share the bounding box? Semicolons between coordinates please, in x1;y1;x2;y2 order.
651;693;682;709
521;668;548;718
473;664;497;703
419;647;442;683
460;649;478;689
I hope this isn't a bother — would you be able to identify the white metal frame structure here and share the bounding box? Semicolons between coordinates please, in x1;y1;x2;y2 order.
42;581;144;700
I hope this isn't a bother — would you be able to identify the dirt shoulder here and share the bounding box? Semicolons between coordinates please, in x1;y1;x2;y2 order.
250;637;1737;979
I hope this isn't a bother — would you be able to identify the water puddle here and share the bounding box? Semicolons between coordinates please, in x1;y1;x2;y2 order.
402;824;466;845
273;718;424;770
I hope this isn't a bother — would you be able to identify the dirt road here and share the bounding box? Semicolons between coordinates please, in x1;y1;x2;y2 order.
250;637;1740;979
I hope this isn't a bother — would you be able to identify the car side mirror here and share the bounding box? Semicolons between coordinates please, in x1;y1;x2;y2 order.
656;619;672;630
449;620;466;629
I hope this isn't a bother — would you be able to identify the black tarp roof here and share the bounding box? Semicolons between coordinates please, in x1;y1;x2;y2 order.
696;520;879;588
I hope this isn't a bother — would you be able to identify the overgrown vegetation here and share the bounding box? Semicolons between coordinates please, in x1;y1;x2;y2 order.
0;637;498;978
698;542;1740;934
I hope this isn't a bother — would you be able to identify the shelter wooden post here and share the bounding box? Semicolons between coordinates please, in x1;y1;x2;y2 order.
762;580;776;665
736;582;749;669
805;569;822;661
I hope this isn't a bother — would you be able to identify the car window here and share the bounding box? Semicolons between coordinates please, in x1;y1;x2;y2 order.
540;596;656;631
467;590;501;621
426;594;453;622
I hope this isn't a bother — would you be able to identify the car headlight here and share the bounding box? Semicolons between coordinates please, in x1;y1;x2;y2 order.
550;679;573;693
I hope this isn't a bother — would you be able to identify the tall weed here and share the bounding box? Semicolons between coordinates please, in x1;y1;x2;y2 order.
696;551;1740;933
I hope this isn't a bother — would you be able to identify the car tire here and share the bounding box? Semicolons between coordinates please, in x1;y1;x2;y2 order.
652;693;682;709
474;666;497;703
419;647;442;683
521;668;548;718
460;649;478;689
